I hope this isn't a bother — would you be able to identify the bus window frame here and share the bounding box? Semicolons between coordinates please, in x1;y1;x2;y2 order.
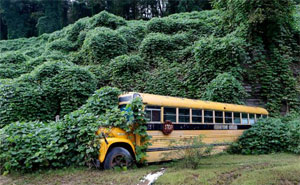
202;109;204;124
189;109;192;123
249;113;255;124
191;108;203;124
176;108;179;123
204;110;214;124
224;111;233;124
214;110;224;124
145;105;161;123
233;112;241;124
147;105;266;126
163;107;177;123
241;113;248;124
178;108;190;123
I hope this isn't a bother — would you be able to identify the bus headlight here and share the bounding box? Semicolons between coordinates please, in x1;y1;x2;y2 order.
133;93;141;99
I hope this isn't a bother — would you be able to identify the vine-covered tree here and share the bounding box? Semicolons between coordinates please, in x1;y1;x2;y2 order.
36;0;68;35
0;0;40;39
201;73;248;104
0;14;8;40
213;0;300;114
0;0;212;40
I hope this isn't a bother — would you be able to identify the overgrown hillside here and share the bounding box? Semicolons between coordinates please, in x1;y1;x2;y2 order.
0;1;300;126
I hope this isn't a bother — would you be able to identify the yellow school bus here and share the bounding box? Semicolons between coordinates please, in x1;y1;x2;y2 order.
97;92;268;169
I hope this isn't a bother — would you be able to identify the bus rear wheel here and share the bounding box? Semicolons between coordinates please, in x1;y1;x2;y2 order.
103;147;133;170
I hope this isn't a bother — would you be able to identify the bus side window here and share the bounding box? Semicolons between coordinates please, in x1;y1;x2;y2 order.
225;112;233;123
192;109;202;123
145;106;161;123
215;111;223;123
164;107;176;122
249;114;255;124
234;112;241;124
179;108;190;123
204;110;213;123
242;113;248;124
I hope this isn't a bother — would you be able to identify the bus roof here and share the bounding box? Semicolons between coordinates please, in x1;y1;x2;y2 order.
119;92;269;115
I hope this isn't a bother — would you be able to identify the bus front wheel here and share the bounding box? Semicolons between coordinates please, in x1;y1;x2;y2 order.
103;147;133;170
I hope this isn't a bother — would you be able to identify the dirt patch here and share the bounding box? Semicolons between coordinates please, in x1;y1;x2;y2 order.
279;179;300;185
0;175;13;185
192;173;199;180
214;163;271;185
215;169;242;185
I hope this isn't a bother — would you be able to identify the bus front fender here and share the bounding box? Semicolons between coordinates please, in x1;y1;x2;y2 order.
99;138;135;163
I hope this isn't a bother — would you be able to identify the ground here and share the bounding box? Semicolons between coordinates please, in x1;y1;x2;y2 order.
0;153;299;185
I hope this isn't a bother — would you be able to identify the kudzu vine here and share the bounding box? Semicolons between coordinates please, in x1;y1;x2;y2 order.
1;7;299;117
0;1;300;173
0;87;150;173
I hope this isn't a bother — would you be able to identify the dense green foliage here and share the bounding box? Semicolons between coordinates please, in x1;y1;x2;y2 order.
193;35;246;78
117;21;147;51
295;5;300;31
146;13;220;36
0;0;36;39
0;87;119;172
186;34;247;98
36;1;68;35
140;33;191;63
0;121;66;172
79;27;128;64
229;116;300;154
109;55;146;91
0;5;299;120
202;73;248;104
0;87;150;173
0;61;97;128
143;62;186;97
0;2;300;173
0;51;29;79
0;0;211;40
212;0;300;115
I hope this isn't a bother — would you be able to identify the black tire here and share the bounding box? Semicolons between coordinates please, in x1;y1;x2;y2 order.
103;147;133;170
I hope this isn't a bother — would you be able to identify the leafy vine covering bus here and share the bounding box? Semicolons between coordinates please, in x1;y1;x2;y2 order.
97;92;268;169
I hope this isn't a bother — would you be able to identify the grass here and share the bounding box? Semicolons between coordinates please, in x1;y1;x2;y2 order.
0;153;299;185
0;166;158;185
156;153;300;185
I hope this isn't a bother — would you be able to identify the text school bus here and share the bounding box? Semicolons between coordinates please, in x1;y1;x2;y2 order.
97;93;268;169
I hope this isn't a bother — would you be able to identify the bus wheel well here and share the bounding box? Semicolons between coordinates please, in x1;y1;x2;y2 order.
107;142;135;160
